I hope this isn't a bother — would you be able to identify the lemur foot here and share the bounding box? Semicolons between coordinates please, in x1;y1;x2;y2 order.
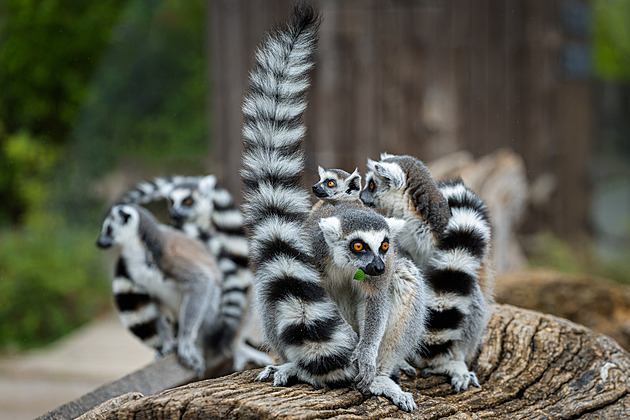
451;371;480;392
398;361;417;377
177;340;205;377
255;363;297;386
255;365;276;382
368;375;417;412
155;339;177;359
423;361;480;392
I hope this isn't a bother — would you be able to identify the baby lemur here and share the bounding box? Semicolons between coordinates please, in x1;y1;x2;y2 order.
97;204;223;375
361;153;493;392
240;4;427;411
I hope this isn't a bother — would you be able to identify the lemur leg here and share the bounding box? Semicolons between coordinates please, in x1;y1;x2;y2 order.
155;313;177;358
177;283;215;376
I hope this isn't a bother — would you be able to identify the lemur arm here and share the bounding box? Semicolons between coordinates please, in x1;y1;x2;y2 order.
407;161;450;237
175;275;216;375
353;286;390;392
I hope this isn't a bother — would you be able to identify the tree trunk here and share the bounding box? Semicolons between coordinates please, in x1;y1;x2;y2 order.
79;304;630;419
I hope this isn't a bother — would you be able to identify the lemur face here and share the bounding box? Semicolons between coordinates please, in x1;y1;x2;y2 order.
360;156;406;213
318;211;405;276
312;167;361;202
167;175;216;227
96;205;139;249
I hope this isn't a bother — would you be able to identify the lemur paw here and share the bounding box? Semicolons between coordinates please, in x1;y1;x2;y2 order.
255;363;297;386
368;375;417;412
354;360;377;393
392;391;418;412
451;371;480;392
398;361;417;378
156;340;177;359
256;365;277;382
177;341;205;377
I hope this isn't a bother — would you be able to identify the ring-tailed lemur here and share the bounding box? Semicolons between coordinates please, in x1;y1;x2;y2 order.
361;153;492;392
240;5;427;411
97;204;223;376
312;166;362;204
115;175;271;370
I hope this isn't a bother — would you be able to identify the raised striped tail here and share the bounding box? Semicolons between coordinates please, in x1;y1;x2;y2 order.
241;4;357;387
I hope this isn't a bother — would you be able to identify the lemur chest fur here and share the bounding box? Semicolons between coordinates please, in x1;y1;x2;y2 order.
120;238;183;313
380;190;436;270
320;261;367;332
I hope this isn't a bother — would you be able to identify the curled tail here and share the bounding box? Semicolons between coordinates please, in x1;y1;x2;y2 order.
117;175;198;205
241;4;357;388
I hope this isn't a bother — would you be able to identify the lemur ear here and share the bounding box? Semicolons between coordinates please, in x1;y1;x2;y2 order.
319;217;342;242
117;206;132;225
373;162;405;190
385;217;406;236
346;169;362;192
366;158;377;172
199;175;217;196
317;166;326;179
380;152;396;161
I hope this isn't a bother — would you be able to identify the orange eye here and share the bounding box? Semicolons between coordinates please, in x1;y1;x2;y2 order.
352;242;364;252
381;241;389;251
168;199;174;206
183;198;194;206
369;181;375;191
327;180;336;187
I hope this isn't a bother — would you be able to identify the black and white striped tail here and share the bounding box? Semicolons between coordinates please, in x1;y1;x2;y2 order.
241;3;357;388
112;257;173;354
414;179;491;377
118;175;198;205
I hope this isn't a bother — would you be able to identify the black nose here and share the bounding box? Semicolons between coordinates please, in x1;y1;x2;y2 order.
96;236;112;249
312;184;327;198
170;211;184;226
359;190;375;207
364;258;385;276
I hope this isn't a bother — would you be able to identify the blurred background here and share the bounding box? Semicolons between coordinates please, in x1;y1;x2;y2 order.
0;0;629;417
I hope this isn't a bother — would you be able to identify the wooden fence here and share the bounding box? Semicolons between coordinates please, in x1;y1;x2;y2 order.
207;0;593;239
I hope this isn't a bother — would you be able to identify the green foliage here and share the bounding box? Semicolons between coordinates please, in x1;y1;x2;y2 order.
0;226;111;352
71;0;208;179
0;0;126;144
0;0;126;226
0;131;59;227
0;0;209;353
593;0;630;82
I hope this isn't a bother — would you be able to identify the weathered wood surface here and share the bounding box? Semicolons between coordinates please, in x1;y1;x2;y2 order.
81;304;630;419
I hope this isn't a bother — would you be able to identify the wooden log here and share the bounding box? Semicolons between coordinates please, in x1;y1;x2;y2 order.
79;304;630;419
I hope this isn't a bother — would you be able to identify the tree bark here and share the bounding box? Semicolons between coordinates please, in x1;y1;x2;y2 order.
80;304;630;419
